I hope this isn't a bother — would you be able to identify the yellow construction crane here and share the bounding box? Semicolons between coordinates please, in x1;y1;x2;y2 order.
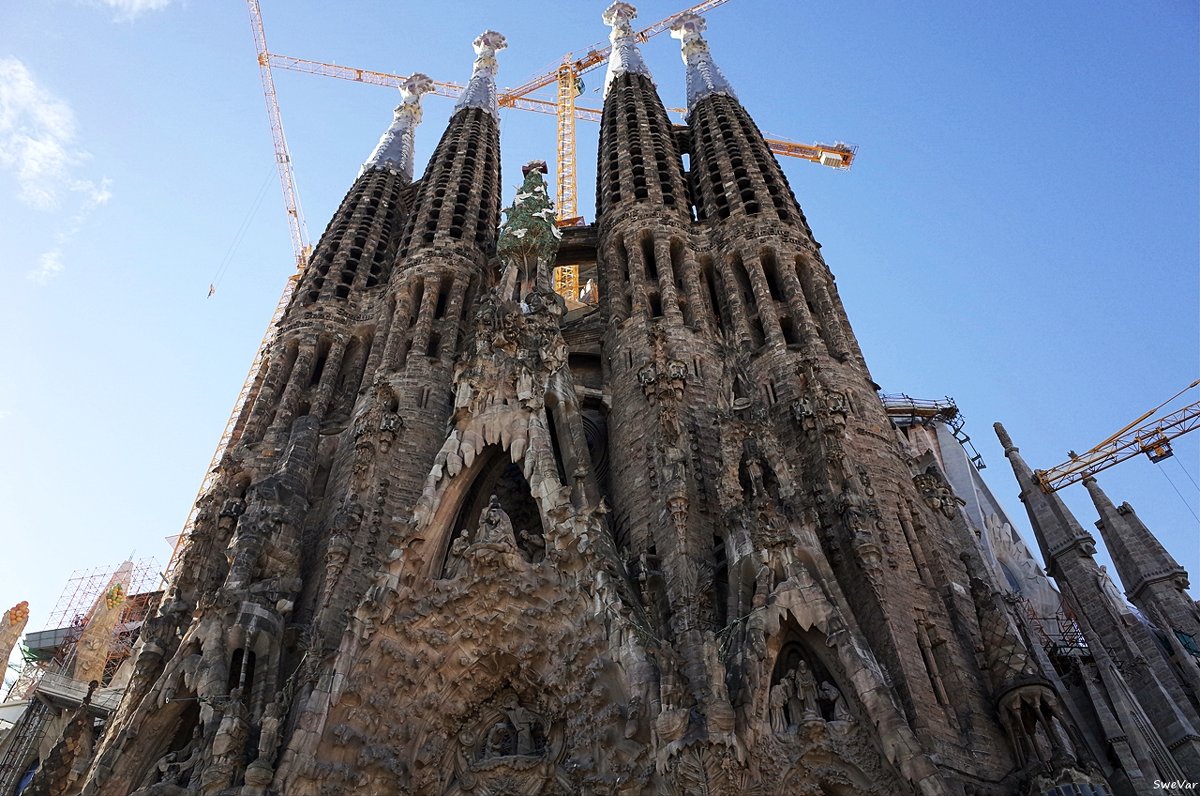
162;2;859;585
248;0;311;271
262;1;857;226
163;0;308;587
1035;380;1200;493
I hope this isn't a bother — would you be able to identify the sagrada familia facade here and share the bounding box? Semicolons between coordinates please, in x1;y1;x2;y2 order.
16;4;1199;795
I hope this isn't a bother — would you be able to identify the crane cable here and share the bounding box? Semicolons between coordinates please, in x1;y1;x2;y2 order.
1156;460;1200;524
209;164;275;296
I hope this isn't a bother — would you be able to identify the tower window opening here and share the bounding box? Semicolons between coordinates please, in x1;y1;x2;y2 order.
434;276;451;319
701;258;725;331
670;239;685;291
712;535;729;629
227;648;257;695
730;253;755;314
640;235;658;283
426;331;441;358
310;340;330;386
409;280;425;325
780;316;799;346
648;291;663;318
761;250;784;301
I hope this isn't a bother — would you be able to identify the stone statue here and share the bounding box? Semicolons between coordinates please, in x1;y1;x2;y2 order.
503;696;540;755
820;680;850;722
477;495;516;546
518;528;545;562
787;662;820;722
444;533;470;579
257;692;285;763
624;697;641;740
142;725;202;789
770;680;790;733
201;688;249;793
579;278;597;304
484;720;513;758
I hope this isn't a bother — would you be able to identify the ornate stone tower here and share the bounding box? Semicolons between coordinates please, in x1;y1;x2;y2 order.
55;5;1197;796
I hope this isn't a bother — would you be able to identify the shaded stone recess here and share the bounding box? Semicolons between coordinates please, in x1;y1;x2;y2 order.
52;7;1196;796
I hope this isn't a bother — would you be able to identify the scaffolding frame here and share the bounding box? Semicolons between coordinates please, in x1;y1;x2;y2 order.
4;559;160;702
880;392;986;470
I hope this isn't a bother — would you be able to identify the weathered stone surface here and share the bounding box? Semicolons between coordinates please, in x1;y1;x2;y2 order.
52;10;1197;796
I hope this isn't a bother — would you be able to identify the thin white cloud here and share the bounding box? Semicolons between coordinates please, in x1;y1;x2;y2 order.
95;0;174;20
1;59;113;285
0;57;109;211
27;250;65;285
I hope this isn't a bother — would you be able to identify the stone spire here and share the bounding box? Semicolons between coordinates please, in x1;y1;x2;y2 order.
994;423;1098;576
602;2;651;96
362;73;434;180
1084;475;1191;603
669;11;736;113
454;30;506;121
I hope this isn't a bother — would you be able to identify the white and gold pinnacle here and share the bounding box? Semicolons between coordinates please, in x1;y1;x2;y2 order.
603;3;653;98
670;11;737;113
362;73;435;180
454;30;508;122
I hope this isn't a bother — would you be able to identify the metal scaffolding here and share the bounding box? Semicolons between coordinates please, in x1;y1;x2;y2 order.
4;559;160;702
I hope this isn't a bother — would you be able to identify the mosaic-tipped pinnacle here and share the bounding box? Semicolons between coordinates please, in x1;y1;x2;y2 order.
603;2;638;30
669;11;706;42
400;73;434;103
473;30;507;57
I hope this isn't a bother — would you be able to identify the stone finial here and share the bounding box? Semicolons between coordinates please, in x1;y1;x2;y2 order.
993;422;1016;453
3;600;29;626
1;601;30;678
362;72;434;180
670;11;736;111
454;31;507;121
603;2;652;97
522;159;549;177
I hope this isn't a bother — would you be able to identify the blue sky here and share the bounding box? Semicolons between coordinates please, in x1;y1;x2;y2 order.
1;1;1197;686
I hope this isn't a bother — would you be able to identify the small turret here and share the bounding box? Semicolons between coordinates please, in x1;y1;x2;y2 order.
295;73;434;307
670;11;804;229
454;30;506;121
994;423;1098;577
1084;476;1191;603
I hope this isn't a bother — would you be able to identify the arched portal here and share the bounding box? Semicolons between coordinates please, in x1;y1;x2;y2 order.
439;445;545;576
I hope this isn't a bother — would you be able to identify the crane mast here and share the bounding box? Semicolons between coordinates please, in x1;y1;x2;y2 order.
164;1;310;587
247;0;311;270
